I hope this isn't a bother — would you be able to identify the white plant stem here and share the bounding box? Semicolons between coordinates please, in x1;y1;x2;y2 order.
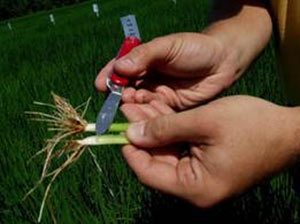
77;135;129;146
85;123;96;132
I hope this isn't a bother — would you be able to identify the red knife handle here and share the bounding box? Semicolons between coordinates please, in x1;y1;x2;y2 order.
110;36;142;86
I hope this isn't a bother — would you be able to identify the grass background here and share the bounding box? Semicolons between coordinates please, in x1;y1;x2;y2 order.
0;0;299;223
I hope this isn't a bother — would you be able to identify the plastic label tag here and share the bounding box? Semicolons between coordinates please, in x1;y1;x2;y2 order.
120;15;141;40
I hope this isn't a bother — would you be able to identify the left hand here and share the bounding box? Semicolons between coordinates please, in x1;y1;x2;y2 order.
96;33;240;110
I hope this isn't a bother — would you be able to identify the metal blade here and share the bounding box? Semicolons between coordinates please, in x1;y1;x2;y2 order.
96;92;121;135
120;15;141;39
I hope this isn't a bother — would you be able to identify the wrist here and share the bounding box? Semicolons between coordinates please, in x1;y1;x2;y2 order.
202;32;243;81
203;2;272;79
287;107;300;157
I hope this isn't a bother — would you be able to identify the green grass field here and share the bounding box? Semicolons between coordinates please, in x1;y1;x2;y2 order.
0;0;299;223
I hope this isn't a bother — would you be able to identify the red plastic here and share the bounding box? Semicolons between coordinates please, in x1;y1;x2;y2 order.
110;73;129;86
111;36;142;86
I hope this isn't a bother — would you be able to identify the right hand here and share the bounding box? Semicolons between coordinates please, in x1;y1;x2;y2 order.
121;96;300;207
95;33;241;110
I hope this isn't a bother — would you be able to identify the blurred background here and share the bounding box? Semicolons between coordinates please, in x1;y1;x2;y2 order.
0;0;299;223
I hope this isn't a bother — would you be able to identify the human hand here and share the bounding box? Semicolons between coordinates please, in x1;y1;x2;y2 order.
96;33;241;110
121;96;300;207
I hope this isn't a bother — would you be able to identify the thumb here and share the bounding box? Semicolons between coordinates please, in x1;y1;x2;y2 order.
114;36;176;77
126;109;214;148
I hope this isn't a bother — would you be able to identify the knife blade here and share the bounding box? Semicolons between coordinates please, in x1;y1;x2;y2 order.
96;89;122;135
96;15;142;135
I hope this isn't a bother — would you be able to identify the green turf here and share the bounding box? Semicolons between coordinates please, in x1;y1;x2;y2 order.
0;0;299;223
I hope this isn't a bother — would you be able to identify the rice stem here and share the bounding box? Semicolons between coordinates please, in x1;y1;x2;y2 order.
85;123;129;133
77;135;129;146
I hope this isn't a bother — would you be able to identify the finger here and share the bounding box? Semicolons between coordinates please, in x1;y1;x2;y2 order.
151;146;180;167
120;104;149;122
153;85;181;108
133;85;179;109
123;103;179;165
122;103;180;178
122;87;136;103
136;78;184;109
136;104;161;119
121;102;164;122
126;107;216;148
176;157;196;187
95;59;116;92
134;89;161;104
186;74;233;103
114;36;176;78
149;100;175;115
122;145;180;194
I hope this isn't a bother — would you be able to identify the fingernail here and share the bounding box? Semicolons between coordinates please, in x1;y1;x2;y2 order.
118;58;134;67
127;121;146;142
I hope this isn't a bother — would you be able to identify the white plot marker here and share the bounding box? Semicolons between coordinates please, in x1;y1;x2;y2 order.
92;3;100;17
7;22;12;31
49;14;56;25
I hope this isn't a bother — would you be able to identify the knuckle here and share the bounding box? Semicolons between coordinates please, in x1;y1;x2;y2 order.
130;44;148;59
136;173;150;186
151;36;177;60
152;34;179;46
94;76;100;87
151;36;167;44
182;174;230;208
194;107;221;136
150;116;171;141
